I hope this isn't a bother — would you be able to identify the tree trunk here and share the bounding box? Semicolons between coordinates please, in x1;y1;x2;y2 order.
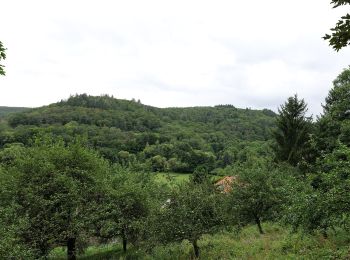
322;229;328;239
122;229;127;252
192;239;200;258
255;216;264;234
67;237;76;260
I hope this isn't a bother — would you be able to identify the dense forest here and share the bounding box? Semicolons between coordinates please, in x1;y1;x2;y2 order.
0;95;275;174
0;67;350;259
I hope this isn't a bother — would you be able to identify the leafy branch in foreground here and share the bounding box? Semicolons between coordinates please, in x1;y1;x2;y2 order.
0;41;6;76
324;0;350;51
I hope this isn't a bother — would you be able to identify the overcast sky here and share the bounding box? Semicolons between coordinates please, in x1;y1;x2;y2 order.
1;0;350;116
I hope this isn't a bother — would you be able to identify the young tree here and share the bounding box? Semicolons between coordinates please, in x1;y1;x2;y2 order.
153;182;226;258
0;41;5;75
272;95;312;167
324;0;350;51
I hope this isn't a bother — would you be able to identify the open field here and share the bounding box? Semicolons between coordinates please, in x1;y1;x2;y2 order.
153;172;222;185
153;172;191;184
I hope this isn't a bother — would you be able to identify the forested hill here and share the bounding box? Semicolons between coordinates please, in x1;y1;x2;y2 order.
0;106;29;118
1;94;276;173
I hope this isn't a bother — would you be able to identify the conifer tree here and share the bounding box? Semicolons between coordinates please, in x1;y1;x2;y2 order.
273;95;312;166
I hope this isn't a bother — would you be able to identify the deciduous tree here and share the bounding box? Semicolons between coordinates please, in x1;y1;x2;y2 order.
0;137;112;259
154;182;226;258
228;159;296;234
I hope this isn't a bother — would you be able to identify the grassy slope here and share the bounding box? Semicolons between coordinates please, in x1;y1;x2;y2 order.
49;223;350;259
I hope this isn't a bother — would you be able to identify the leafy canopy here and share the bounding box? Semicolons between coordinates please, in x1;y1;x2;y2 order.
316;68;350;153
0;137;112;258
153;182;226;258
229;159;297;234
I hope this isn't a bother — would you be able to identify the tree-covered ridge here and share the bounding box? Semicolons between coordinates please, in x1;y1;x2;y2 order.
7;94;275;139
8;95;162;131
1;94;276;173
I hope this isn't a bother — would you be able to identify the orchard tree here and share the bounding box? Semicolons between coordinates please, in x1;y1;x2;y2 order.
0;137;112;259
229;159;297;234
0;41;6;75
154;182;226;258
272;95;312;167
93;170;150;253
324;0;350;51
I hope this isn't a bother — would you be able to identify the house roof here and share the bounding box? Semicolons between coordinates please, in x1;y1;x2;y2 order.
214;176;236;193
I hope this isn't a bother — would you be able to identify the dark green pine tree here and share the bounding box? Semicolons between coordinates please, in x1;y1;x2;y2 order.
273;95;312;166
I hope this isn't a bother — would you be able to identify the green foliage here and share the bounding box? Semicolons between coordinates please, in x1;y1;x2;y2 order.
0;41;6;76
191;165;210;184
0;137;112;258
93;170;152;252
149;155;168;172
0;166;35;258
286;144;350;235
2;94;276;174
272;95;312;167
316;68;350;153
324;1;350;51
152;182;226;257
229;159;298;234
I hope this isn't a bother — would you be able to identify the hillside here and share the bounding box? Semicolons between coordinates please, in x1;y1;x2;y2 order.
0;94;276;173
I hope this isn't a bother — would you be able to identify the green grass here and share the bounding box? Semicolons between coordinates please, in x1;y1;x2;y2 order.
153;172;191;185
49;244;144;260
48;223;350;259
154;172;222;185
